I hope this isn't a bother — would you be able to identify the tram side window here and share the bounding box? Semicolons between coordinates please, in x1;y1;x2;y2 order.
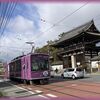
16;60;21;72
9;63;14;72
11;65;14;72
31;60;39;71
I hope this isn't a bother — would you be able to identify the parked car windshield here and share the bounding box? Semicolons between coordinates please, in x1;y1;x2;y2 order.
68;68;74;72
76;68;83;71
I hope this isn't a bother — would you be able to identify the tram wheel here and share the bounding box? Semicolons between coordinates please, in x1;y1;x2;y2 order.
40;79;49;85
39;80;43;85
29;80;33;85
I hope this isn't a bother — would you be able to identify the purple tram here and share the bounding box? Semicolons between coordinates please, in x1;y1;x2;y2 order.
9;53;50;84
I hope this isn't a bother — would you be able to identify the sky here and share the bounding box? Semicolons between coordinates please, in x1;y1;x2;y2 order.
1;2;100;62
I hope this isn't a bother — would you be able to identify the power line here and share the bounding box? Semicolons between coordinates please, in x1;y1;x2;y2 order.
3;2;88;43
40;2;88;34
0;2;18;49
0;2;89;51
0;2;88;57
31;2;89;43
0;45;28;49
0;2;17;38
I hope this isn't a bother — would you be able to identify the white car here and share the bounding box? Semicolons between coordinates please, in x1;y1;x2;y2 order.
50;70;55;78
62;68;84;79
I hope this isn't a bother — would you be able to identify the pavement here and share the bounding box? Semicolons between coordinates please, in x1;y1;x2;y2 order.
0;73;100;99
90;72;100;75
0;79;59;100
0;79;45;99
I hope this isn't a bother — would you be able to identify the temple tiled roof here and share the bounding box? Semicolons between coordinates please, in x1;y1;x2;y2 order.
53;20;100;45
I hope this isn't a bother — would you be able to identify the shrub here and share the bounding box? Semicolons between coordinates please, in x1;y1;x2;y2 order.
0;91;3;97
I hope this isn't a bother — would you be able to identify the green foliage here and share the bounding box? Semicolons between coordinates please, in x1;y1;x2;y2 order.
35;45;49;54
58;32;65;39
0;92;3;97
35;40;61;65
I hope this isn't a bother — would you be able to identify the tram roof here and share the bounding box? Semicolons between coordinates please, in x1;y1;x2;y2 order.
10;53;49;62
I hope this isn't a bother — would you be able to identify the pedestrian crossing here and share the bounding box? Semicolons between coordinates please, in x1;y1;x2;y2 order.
26;88;58;99
38;94;58;99
46;94;57;98
13;85;58;99
0;81;58;99
38;93;58;99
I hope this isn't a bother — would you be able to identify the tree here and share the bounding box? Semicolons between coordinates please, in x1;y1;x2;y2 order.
34;40;62;65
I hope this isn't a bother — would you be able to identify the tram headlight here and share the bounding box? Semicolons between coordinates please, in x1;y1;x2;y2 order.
43;71;48;77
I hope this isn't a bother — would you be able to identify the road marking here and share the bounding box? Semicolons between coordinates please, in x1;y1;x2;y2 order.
35;90;43;93
96;82;100;83
14;85;43;95
14;86;42;95
71;84;77;86
27;87;32;90
13;85;28;91
38;95;49;99
0;79;10;82
46;94;57;98
28;91;35;94
0;80;3;82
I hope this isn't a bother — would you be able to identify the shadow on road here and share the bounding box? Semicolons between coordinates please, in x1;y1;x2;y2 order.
49;76;91;84
0;81;12;88
0;75;92;86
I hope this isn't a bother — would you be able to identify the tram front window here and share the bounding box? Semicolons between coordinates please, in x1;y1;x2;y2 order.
31;59;49;71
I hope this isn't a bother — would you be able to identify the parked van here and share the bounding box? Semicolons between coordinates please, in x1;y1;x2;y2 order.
61;68;84;79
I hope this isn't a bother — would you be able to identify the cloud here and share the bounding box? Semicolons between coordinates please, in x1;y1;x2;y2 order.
9;15;34;33
35;3;100;46
1;3;100;61
0;8;40;61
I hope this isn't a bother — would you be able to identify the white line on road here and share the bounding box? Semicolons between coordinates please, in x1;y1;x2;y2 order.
27;87;32;90
14;85;43;95
28;91;35;94
38;95;49;99
13;85;28;91
46;94;57;98
71;84;77;86
35;90;43;93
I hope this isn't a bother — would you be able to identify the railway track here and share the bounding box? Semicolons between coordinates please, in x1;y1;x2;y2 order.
19;83;96;99
60;80;100;88
31;84;85;100
49;83;100;95
9;79;100;99
15;82;84;99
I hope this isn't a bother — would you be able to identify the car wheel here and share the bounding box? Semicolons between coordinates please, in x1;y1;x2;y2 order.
81;76;84;78
51;76;54;78
72;75;76;80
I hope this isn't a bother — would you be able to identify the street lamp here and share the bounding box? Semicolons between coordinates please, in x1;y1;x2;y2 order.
26;42;35;54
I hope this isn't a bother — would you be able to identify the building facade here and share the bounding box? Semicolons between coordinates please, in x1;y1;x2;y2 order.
52;20;100;71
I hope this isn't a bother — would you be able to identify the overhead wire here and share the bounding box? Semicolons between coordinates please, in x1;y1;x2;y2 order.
0;2;17;38
27;2;89;43
0;3;9;33
40;2;88;34
0;1;18;60
1;2;100;61
4;2;88;44
0;3;12;35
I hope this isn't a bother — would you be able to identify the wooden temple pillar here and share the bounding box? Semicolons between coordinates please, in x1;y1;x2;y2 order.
71;55;76;68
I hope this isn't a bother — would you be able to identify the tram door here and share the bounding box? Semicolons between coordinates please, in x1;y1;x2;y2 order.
21;56;31;80
21;57;27;80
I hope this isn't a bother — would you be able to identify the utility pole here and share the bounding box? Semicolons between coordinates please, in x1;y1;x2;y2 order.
22;51;24;55
26;42;35;54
